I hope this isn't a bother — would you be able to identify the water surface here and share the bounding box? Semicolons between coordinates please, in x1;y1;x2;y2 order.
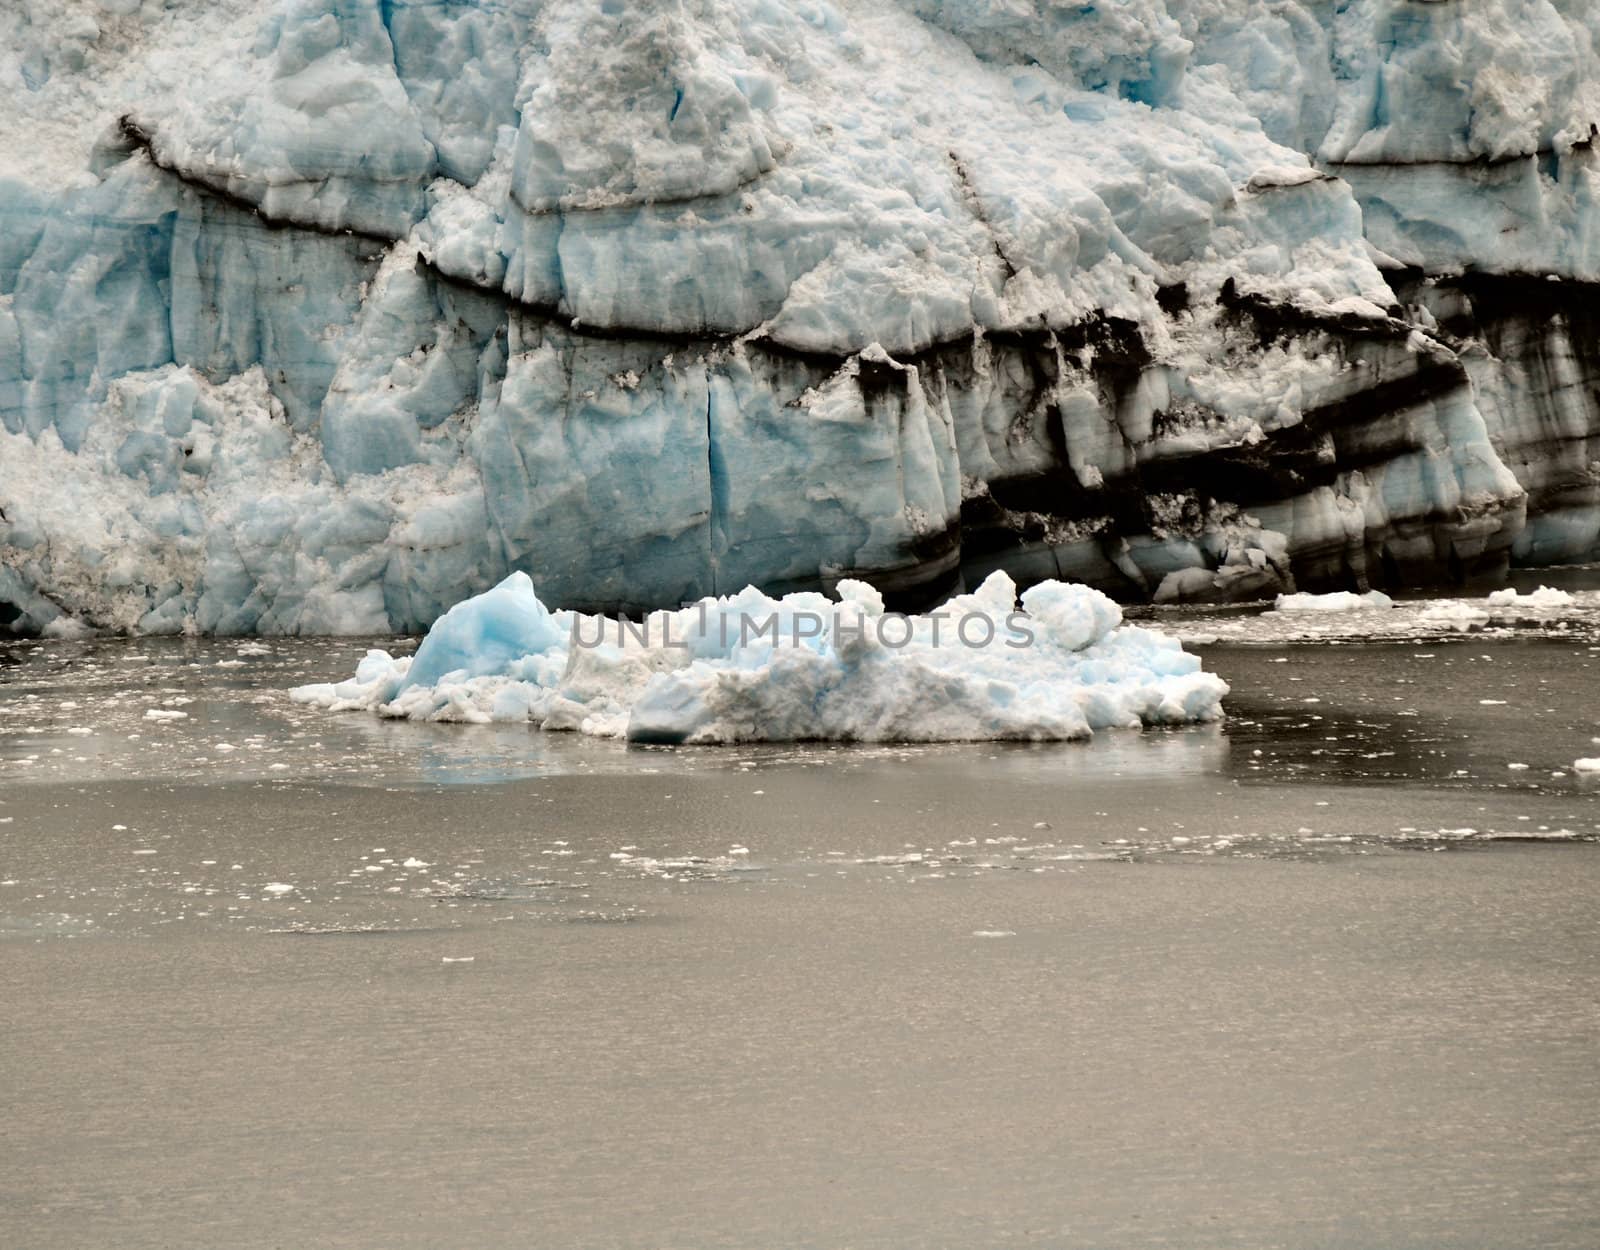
2;602;1598;1248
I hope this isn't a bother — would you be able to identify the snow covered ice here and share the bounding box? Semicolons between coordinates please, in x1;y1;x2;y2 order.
291;570;1228;743
1486;585;1576;610
3;1;1600;637
1272;590;1394;613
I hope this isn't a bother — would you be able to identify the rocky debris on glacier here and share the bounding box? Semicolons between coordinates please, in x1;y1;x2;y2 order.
2;1;1599;637
289;569;1228;742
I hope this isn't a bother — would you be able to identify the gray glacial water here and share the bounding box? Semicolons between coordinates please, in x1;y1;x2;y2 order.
2;593;1599;1249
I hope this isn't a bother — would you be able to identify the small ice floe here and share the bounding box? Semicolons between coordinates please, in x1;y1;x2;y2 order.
66;726;93;736
402;857;430;868
1420;601;1489;627
262;882;294;895
143;709;188;722
1573;758;1600;774
1479;700;1507;706
441;956;475;964
972;930;1017;938
1507;763;1530;771
236;643;272;657
1486;586;1574;609
1273;590;1393;613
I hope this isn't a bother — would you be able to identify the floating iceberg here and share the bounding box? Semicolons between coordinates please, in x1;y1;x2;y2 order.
291;571;1228;744
1272;590;1395;613
1485;586;1576;610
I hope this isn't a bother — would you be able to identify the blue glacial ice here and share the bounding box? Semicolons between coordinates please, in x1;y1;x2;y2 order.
2;1;1600;636
290;570;1228;742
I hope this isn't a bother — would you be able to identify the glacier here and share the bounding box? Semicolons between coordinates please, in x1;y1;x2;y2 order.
2;0;1600;636
289;570;1229;742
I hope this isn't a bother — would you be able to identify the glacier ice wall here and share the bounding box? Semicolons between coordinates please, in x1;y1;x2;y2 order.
1;0;1598;635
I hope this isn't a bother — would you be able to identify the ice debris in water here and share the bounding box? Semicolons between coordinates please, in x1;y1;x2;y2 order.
1486;586;1575;609
1421;600;1491;626
291;572;1227;744
1272;591;1394;613
1574;759;1600;774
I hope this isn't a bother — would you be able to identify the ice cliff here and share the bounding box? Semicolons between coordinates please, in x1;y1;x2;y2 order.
3;0;1599;635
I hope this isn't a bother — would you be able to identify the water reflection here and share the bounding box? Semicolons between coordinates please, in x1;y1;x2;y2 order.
0;631;1233;787
4;591;1600;798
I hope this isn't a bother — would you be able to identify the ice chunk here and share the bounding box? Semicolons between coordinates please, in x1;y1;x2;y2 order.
397;571;568;693
1420;601;1490;626
1018;580;1123;651
293;575;1227;744
1486;586;1575;609
1273;590;1394;613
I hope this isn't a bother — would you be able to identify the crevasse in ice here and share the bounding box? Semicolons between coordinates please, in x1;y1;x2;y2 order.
2;1;1599;636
